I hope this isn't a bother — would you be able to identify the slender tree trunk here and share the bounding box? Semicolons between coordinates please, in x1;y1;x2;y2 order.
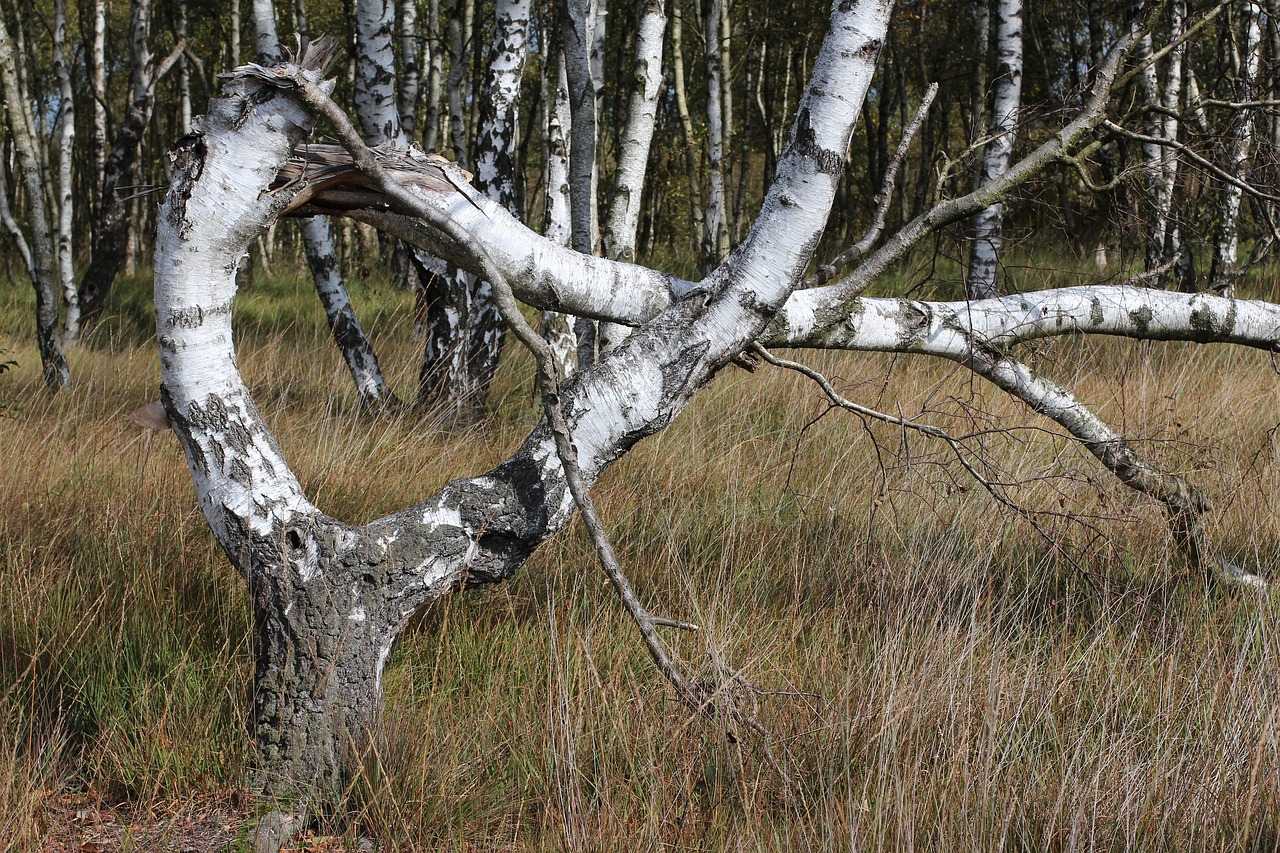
562;0;602;369
541;49;578;376
177;0;192;134
230;0;241;67
77;0;184;333
446;0;469;163
599;0;666;352
424;0;443;151
90;0;107;213
0;12;70;387
53;0;79;342
969;0;990;147
399;0;421;138
255;0;400;409
670;5;705;254
701;0;729;272
966;0;1023;300
1210;0;1264;295
421;0;531;416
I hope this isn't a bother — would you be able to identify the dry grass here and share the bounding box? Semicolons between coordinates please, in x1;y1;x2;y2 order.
3;264;1280;850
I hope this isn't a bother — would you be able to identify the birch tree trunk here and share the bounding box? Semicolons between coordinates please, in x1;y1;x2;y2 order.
600;0;666;351
398;0;421;138
53;0;79;342
77;0;183;333
424;0;443;152
541;47;580;375
1210;0;1264;295
701;0;730;272
420;0;531;416
90;0;107;208
966;0;1022;300
670;6;705;240
562;0;603;369
157;0;890;805
0;11;70;387
254;0;401;410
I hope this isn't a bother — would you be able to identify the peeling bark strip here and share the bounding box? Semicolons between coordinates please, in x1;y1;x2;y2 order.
158;1;890;801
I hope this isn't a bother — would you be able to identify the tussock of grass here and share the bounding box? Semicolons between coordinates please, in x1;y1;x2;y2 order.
2;266;1280;849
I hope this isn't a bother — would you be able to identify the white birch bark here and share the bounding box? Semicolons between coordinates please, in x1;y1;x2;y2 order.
91;0;107;204
254;0;400;409
399;0;421;138
599;0;666;352
158;0;890;800
1210;0;1265;294
0;10;70;387
446;0;470;164
53;0;79;341
701;0;729;272
541;50;580;375
966;0;1022;300
424;0;531;416
671;5;705;237
355;0;404;146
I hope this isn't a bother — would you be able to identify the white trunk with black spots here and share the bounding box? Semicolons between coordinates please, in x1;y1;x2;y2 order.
966;0;1022;300
420;0;530;417
542;52;579;376
53;0;78;342
157;1;889;800
355;0;404;146
253;0;399;410
1211;0;1264;294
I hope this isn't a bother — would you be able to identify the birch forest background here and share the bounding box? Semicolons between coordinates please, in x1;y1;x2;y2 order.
2;0;1280;849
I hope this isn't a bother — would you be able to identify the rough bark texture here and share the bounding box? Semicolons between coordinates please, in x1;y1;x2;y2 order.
966;0;1022;300
158;1;889;801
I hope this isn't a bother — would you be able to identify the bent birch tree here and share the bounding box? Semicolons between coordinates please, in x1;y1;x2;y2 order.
152;0;1274;815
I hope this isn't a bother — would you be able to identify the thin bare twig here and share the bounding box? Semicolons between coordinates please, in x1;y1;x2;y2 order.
804;82;939;288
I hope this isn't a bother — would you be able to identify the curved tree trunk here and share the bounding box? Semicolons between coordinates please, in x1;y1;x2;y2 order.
156;0;890;802
966;0;1022;300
